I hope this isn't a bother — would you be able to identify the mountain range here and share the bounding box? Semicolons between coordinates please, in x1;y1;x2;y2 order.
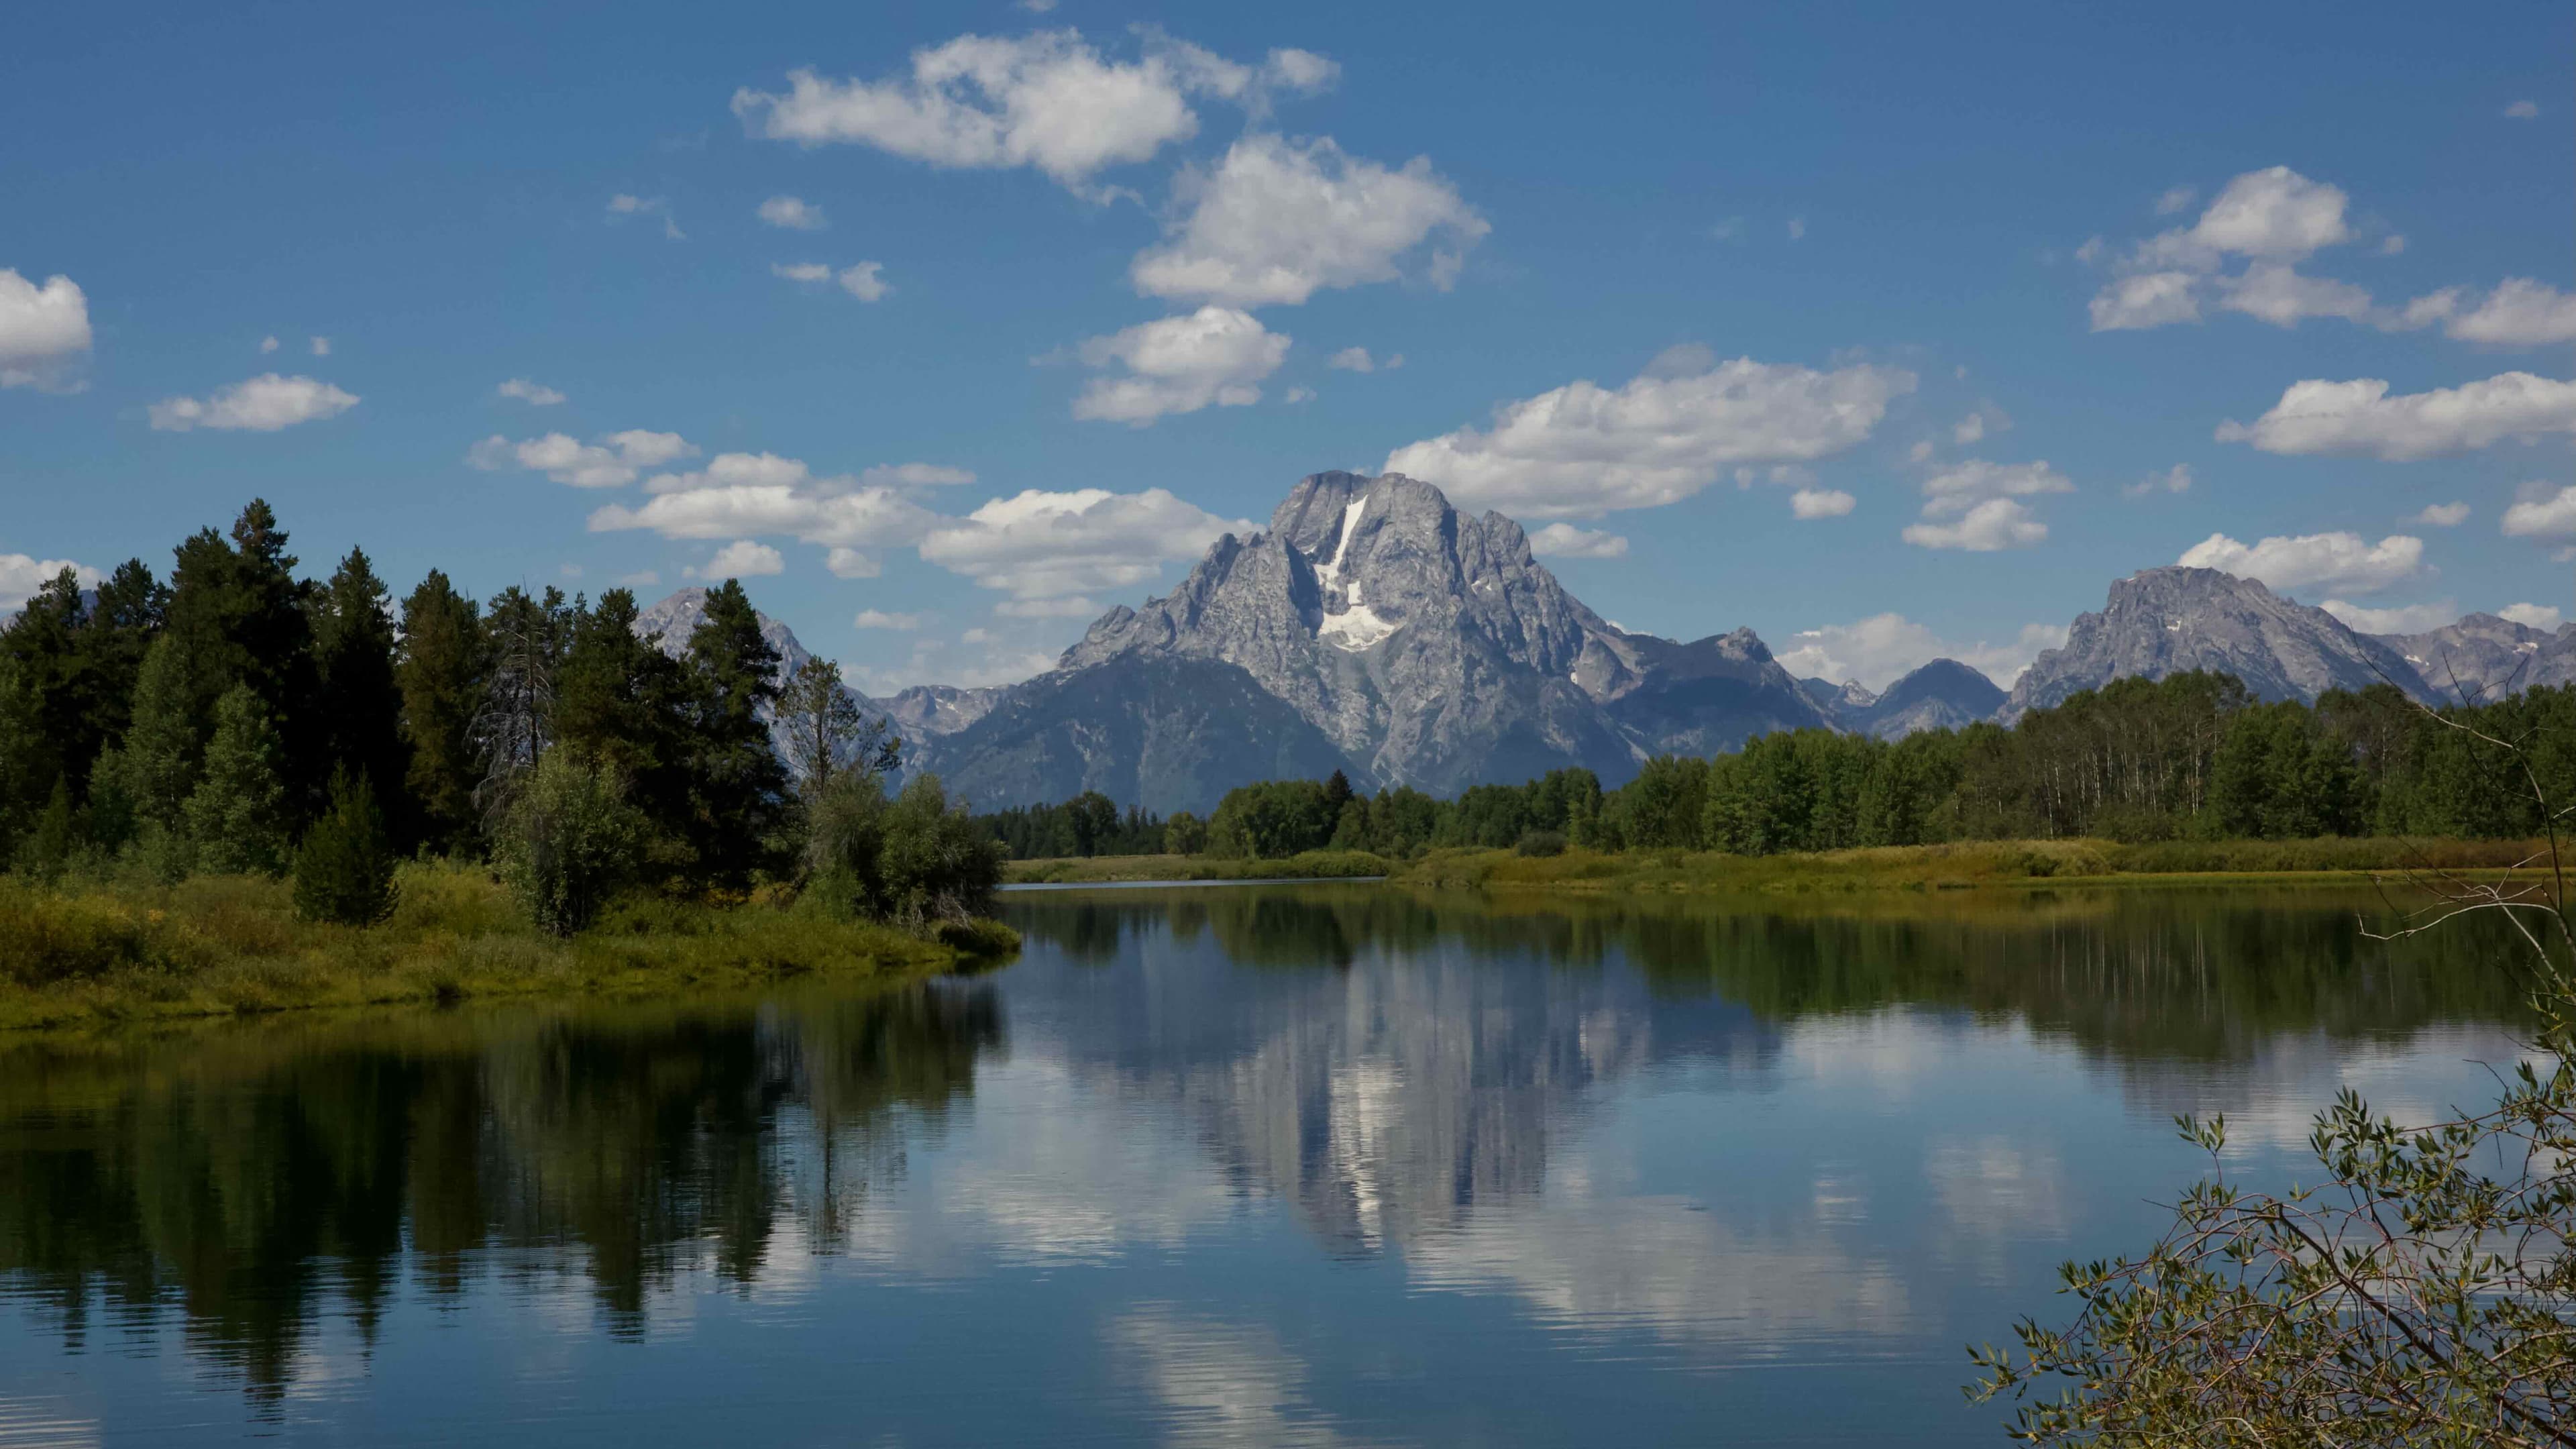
631;470;2574;813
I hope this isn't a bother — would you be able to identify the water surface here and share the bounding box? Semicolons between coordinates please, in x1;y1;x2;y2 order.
0;885;2538;1446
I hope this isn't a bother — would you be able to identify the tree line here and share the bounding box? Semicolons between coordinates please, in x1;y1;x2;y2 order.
975;670;2576;859
0;500;998;930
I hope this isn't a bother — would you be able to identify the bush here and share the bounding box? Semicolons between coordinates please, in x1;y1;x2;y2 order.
492;751;647;936
1513;828;1567;858
293;769;398;925
0;879;153;986
804;771;1002;929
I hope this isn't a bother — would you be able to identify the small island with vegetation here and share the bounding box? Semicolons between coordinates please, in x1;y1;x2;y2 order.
0;501;1012;1031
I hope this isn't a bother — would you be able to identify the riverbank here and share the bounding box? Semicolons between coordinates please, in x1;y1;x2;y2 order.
1002;850;1390;884
1387;837;2551;894
0;863;1017;1032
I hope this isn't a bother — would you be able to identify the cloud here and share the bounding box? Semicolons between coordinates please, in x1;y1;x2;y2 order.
1283;385;1315;404
1918;459;2073;519
497;378;568;407
149;374;359;432
1071;305;1289;424
689;539;785;579
757;195;826;229
1130;133;1487;306
617;570;660;588
2506;99;2540;120
772;260;891;299
468;429;696;487
825;547;881;578
2177;531;2426;594
918;486;1252;599
2153;184;2198;216
2216;372;2576;460
2088;270;2200;331
2123;463;2194;498
0;270;93;388
1902;498;2047;551
1790;488;1856;519
2086;167;2366;331
1382;352;1913;518
2408;501;2470;527
2501;602;2563;629
2218;263;2373;326
772;262;833;282
260;335;279;354
1786;216;1806;240
1774;612;2067;690
733;31;1329;193
853;609;922;629
2441;278;2576;346
309;336;330;356
1951;413;1986;445
2379;235;2407;255
0;554;101;612
1710;216;1745;241
861;462;976;487
607;193;683;240
1328;346;1375;372
2502;484;2576;540
2318;598;2462;635
1526;523;1629;558
596;470;940;547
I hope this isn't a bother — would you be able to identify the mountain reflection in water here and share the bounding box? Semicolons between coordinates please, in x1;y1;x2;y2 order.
0;885;2536;1446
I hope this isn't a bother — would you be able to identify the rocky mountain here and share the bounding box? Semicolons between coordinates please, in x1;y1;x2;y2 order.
2375;613;2576;704
1855;660;2007;739
914;471;1831;812
2006;567;2432;716
1799;677;1878;715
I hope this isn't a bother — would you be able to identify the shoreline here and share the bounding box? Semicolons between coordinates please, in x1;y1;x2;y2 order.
0;864;1016;1034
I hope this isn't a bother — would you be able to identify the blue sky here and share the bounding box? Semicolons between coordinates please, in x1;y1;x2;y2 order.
4;1;2571;691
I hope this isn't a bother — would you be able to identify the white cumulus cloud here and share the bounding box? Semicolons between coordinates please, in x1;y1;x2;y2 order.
2123;463;2194;498
468;429;696;487
2216;372;2576;460
496;378;567;406
1790;488;1856;519
757;195;826;229
861;462;976;487
1902;498;2047;551
1913;460;2072;545
1382;352;1913;518
826;547;881;579
1526;523;1629;558
2441;278;2576;346
2089;271;2200;331
853;609;922;630
920;486;1251;600
1774;612;2067;690
1131;133;1487;306
1071;305;1288;424
2502;484;2576;540
0;270;92;388
2500;602;2563;629
150;374;359;432
0;554;102;613
2219;263;2373;327
732;31;1329;193
690;539;786;579
2408;501;2470;527
2177;530;2426;594
2506;99;2540;120
2317;598;2461;635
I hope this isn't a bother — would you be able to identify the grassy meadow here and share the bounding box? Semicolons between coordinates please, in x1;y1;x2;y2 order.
0;861;1016;1032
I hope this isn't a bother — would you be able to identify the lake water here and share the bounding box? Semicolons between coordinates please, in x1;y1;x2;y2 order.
0;884;2540;1446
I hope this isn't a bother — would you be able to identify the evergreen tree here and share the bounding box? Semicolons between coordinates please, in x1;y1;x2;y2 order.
777;655;896;794
554;589;692;857
162;502;319;812
0;568;103;800
17;778;76;881
112;631;207;875
682;580;788;885
81;558;166;752
0;653;52;861
293;768;398;925
470;586;568;824
186;684;291;875
394;570;484;854
311;547;409;841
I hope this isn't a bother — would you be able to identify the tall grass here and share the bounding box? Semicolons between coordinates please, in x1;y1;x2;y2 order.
1002;849;1390;885
0;861;1015;1032
1389;837;2552;894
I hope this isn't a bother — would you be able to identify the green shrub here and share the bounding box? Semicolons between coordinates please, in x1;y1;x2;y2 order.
1514;828;1567;858
492;751;647;936
803;771;1002;928
0;880;154;986
293;769;398;925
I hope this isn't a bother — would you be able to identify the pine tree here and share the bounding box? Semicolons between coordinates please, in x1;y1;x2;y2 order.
470;586;570;826
293;768;397;924
162;502;319;814
0;568;103;800
81;558;166;752
395;570;484;855
17;777;76;881
186;684;291;875
0;653;51;862
777;655;895;794
111;631;207;877
684;580;788;885
312;547;410;841
555;588;692;854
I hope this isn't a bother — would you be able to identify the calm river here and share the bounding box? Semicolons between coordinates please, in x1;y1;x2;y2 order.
0;885;2539;1446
